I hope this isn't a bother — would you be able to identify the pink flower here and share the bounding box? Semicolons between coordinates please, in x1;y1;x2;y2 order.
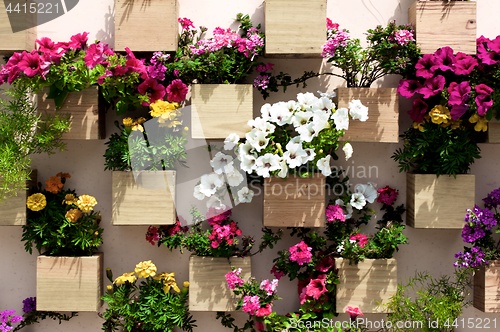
289;241;313;266
178;17;195;30
254;320;266;331
260;279;279;296
242;295;260;315
349;233;369;248
408;98;428;123
322;30;350;58
415;54;437;79
418;75;446;99
225;268;245;290
256;63;274;73
325;204;346;222
392;29;414;46
315;255;334;273
67;32;89;50
454;52;478;75
124;47;147;78
166;79;188;103
270;265;284;280
137;78;166;105
431;46;456;73
253;75;270;90
326;18;339;31
475;84;494;116
346;306;364;320
397;79;421;99
145;226;160;245
448;81;471;106
206;208;231;225
376;186;399;206
304;274;328;301
84;43;112;69
255;303;273;317
17;51;43;77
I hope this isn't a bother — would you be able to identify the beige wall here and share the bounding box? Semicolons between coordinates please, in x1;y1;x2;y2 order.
1;0;500;331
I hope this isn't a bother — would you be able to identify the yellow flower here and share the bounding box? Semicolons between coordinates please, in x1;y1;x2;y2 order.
123;117;133;127
114;272;137;285
131;123;144;132
63;193;77;205
135;260;157;278
429;105;451;125
26;193;46;211
76;194;98;212
149;100;179;118
106;285;113;291
412;122;424;132
65;208;82;223
469;114;488;132
45;175;64;194
157;109;182;129
155;272;180;293
137;117;147;124
183;281;190;288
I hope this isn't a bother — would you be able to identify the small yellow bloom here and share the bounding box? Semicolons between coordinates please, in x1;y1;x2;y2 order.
183;281;190;288
157;109;182;129
150;100;179;118
429;105;451;125
448;120;461;130
65;208;82;223
107;285;113;291
76;194;98;213
135;260;157;278
114;272;137;285
63;193;77;205
158;272;180;293
26;193;46;211
412;122;424;132
469;114;488;132
131;124;144;132
137;117;147;124
123;117;134;127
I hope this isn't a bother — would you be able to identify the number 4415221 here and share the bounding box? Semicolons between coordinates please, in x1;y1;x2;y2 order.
5;2;60;14
443;318;497;329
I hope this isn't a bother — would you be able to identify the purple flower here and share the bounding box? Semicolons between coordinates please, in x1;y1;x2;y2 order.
475;83;494;116
448;81;471;106
22;297;36;313
415;53;437;79
461;223;486;243
397;79;421;99
408;98;428;123
431;46;456;73
450;105;469;120
454;52;478;75
418;75;446;99
478;36;500;66
454;246;487;268
483;187;500;209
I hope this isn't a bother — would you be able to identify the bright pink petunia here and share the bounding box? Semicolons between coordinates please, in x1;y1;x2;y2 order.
315;255;335;273
325;204;346;222
84;43;112;69
450;104;469;120
67;32;89;50
242;295;261;315
349;233;369;248
448;81;471;106
289;241;313;266
125;47;147;78
304;274;328;300
178;17;195;30
397;79;421;99
346;306;364;320
415;53;437;79
225;269;244;290
475;84;494;116
137;78;166;105
408;98;428;123
17;51;43;77
166;79;188;103
326;18;338;31
255;304;273;317
431;46;456;73
454;52;478;75
418;75;446;99
376;186;399;206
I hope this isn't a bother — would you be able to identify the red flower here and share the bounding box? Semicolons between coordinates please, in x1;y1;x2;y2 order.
255;304;273;317
304;274;328;301
376;186;399;206
138;78;166;105
349;233;369;248
166;79;188;103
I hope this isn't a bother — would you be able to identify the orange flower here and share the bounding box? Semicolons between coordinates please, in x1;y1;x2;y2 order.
45;176;64;194
65;209;82;223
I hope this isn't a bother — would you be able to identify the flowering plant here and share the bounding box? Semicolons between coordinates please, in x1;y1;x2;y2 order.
146;208;281;258
454;186;500;269
392;39;500;175
22;172;103;256
168;14;264;84
0;310;22;332
101;260;195;332
103;96;189;171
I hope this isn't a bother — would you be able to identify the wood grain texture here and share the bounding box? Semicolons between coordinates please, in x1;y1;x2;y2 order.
263;175;325;228
37;87;103;140
111;171;176;225
487;119;500;143
409;0;477;54
474;261;500;312
191;84;253;139
36;253;103;312
264;0;326;57
189;256;251;311
0;1;36;54
406;173;475;229
335;88;399;143
115;0;178;52
0;169;37;226
336;258;398;313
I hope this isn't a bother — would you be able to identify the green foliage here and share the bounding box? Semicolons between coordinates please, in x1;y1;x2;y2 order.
392;123;481;175
384;269;472;332
0;86;70;201
101;263;195;332
13;308;77;332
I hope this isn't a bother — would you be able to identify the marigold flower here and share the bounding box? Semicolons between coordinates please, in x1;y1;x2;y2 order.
63;193;77;205
114;272;137;285
150;100;179;118
135;260;157;278
45;175;64;194
131;123;144;132
123;117;133;127
26;193;46;211
65;208;83;223
157;272;180;293
76;194;98;212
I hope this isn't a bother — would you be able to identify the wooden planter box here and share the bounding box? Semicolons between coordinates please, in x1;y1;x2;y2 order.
263;175;325;228
336;258;398;313
111;171;176;225
191;84;253;139
409;0;477;54
474;261;500;312
37;86;105;140
334;88;399;143
0;169;37;226
264;0;326;57
115;0;178;52
0;1;36;54
406;173;475;229
189;256;251;311
36;253;103;312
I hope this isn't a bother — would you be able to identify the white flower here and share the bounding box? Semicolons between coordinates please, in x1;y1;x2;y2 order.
260;103;272;120
284;142;308;169
247;117;276;134
312;110;331;134
269;102;293;126
291;111;313;128
350;192;367;210
318;90;336;99
210;152;234;174
277;159;288;178
198;173;225;197
297;92;318;109
349;99;369;122
303;148;316;162
335;199;353;219
246;129;269;152
255;153;282;177
193;184;205;200
336;241;345;253
342;142;353;161
331;108;350;131
286;100;299;113
238;142;254;159
316;155;332;176
240;154;257;173
224;133;240;151
296;123;316;142
226;169;245;187
237;187;254;203
355;183;378;203
314;96;334;111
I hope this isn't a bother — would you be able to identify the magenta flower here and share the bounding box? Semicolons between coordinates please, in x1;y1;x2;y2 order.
242;295;261;315
67;32;89;50
448;81;471;106
255;304;273;317
225;268;244;290
325;204;346;222
124;47;147;78
392;29;415;46
178;17;195;30
253;75;270;90
166;79;188;103
418;75;446;99
376;186;399;206
84;43;112;69
475;84;494;116
137;78;166;105
326;18;338;31
408;98;428;123
450;105;469;121
17;51;43;77
415;53;437;79
304;274;328;301
256;63;274;73
454;52;478;75
289;241;313;266
431;46;456;73
260;279;279;296
346;306;364;320
315;255;334;273
349;233;369;248
270;265;284;280
397;79;421;99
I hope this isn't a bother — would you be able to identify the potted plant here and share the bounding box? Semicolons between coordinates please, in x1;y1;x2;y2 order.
104;90;189;225
409;0;477;54
22;172;104;312
101;260;196;332
270;179;407;314
169;14;264;139
392;45;489;228
454;186;500;312
0;86;70;225
194;91;368;228
145;208;281;312
256;20;421;143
